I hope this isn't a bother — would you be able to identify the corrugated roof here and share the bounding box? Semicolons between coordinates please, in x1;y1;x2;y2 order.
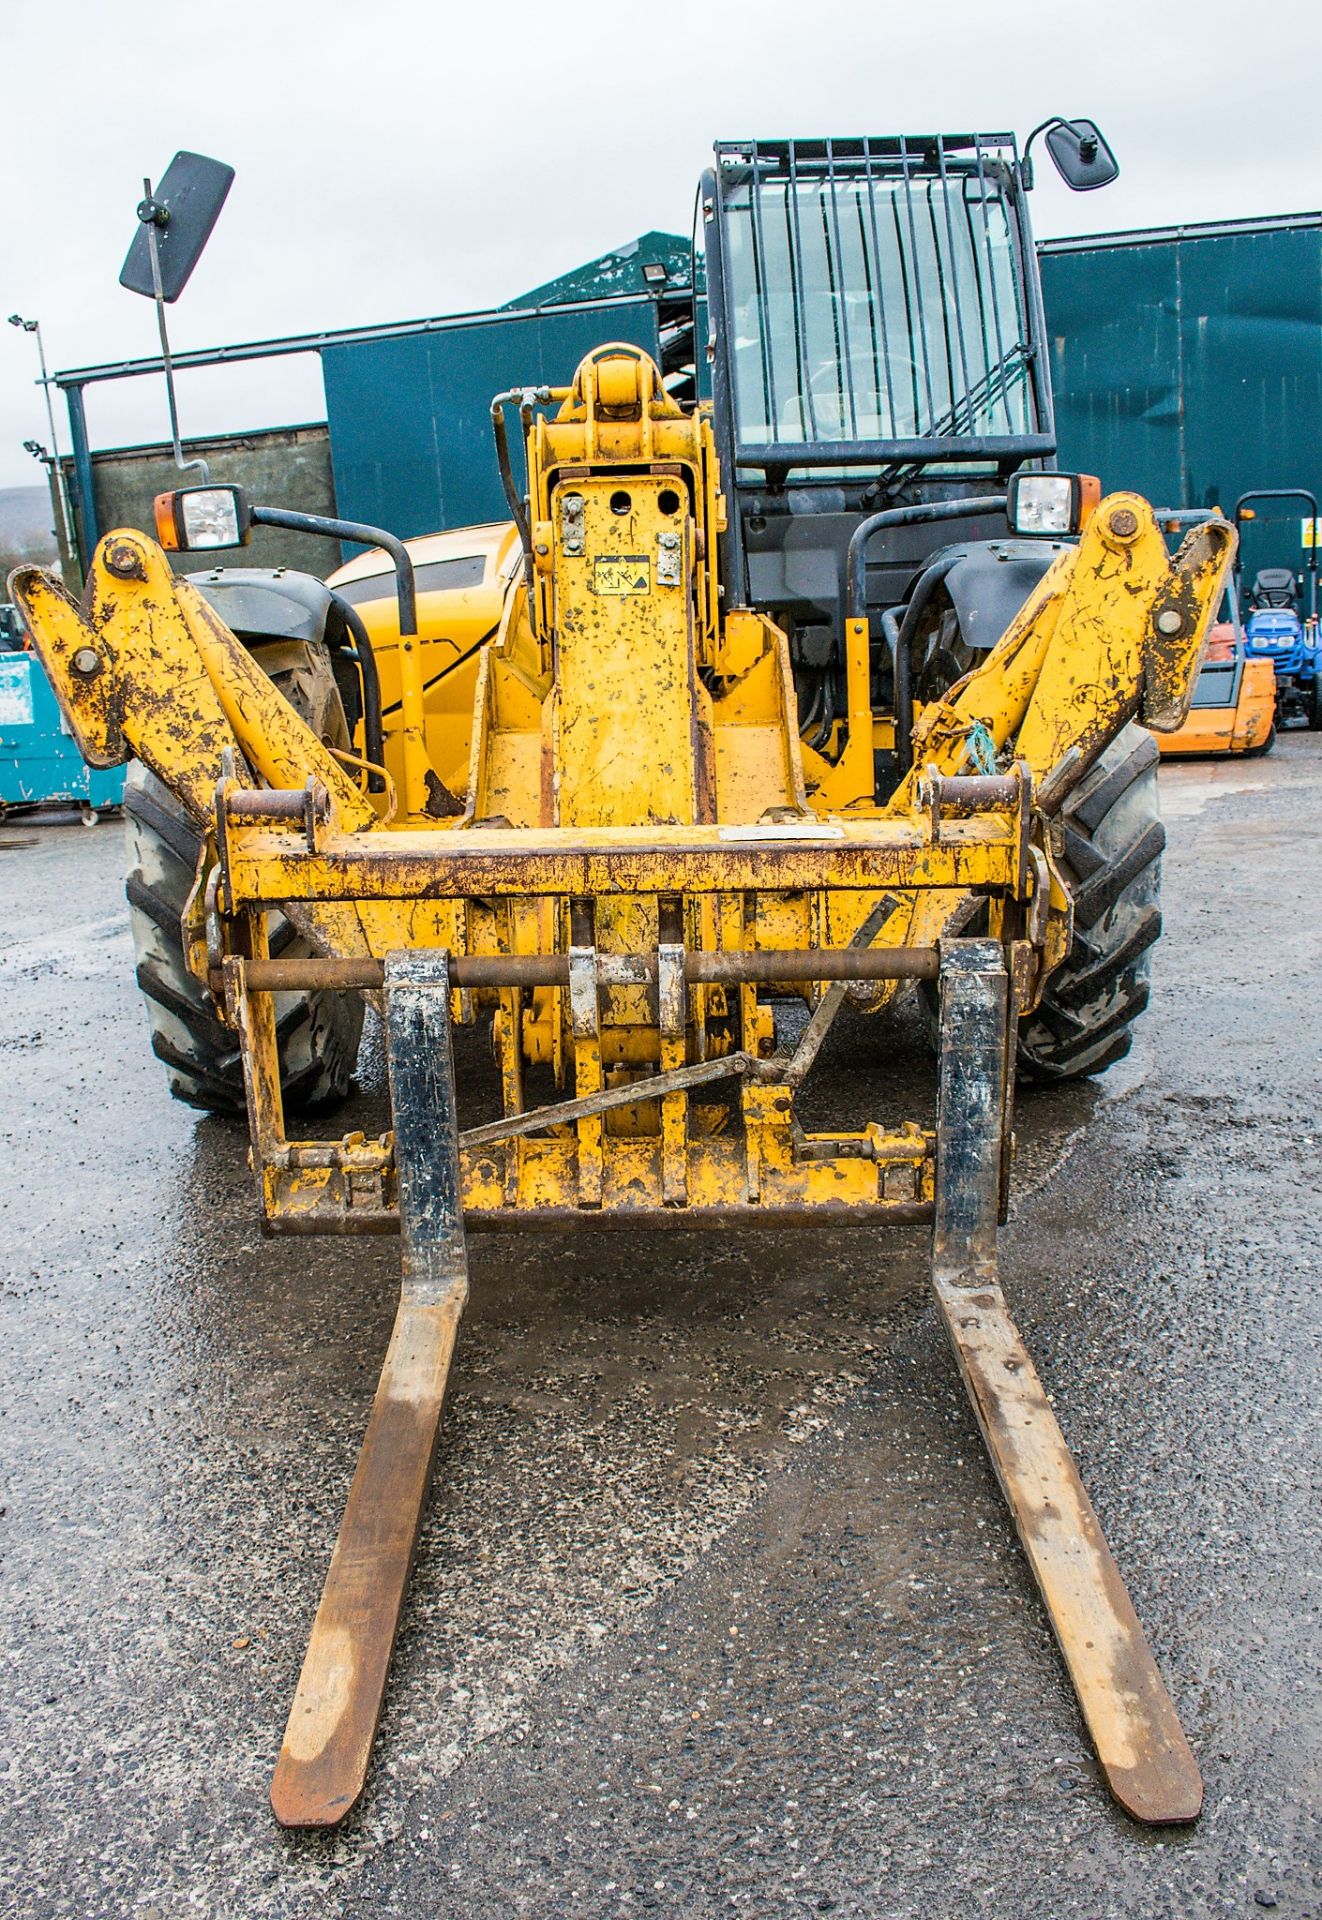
502;231;694;310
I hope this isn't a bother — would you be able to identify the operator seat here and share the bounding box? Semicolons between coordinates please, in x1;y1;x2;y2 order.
1249;567;1298;610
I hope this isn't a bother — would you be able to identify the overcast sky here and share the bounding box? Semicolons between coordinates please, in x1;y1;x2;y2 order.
2;0;1319;491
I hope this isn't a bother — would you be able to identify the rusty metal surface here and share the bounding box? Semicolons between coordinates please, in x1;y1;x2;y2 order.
222;945;942;993
268;1288;465;1829
932;948;1204;1827
223;816;1014;904
457;1051;760;1149
930;1272;1204;1825
930;941;1201;1826
778;896;898;1088
224;786;325;822
271;951;471;1830
262;1198;936;1234
1141;518;1237;733
920;771;1024;810
255;1100;935;1233
931;942;1010;1283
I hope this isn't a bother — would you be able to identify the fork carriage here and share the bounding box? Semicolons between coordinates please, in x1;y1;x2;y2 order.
218;792;1035;1233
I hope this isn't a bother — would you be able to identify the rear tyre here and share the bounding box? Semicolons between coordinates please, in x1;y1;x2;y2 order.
1016;722;1165;1084
1244;724;1277;758
123;644;364;1115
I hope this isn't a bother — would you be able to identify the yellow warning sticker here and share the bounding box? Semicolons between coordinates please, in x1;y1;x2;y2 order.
593;556;651;596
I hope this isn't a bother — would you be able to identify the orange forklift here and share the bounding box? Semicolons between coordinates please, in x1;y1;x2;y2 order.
1156;513;1276;758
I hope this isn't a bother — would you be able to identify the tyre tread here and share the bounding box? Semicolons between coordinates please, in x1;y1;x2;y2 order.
1018;722;1164;1084
122;659;363;1117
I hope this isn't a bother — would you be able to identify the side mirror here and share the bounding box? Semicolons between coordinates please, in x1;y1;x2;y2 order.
1044;118;1119;193
120;151;235;303
153;484;252;551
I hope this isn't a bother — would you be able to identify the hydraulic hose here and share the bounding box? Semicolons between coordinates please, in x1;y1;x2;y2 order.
490;388;552;617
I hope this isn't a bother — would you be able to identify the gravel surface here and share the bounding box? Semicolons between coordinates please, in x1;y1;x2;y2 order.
1;733;1318;1919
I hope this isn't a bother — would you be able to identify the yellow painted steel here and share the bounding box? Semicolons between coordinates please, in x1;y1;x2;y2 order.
221;816;1018;903
866;504;1234;973
330;521;520;812
11;552;240;821
10;347;1234;1234
11;532;372;830
550;471;703;827
11;533;380;966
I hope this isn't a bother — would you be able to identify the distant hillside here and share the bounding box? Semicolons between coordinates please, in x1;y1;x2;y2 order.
0;484;58;575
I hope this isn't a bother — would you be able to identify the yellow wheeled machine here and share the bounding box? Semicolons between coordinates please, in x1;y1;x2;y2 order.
13;131;1231;1831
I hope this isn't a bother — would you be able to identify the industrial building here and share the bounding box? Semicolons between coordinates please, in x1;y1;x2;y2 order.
51;211;1322;583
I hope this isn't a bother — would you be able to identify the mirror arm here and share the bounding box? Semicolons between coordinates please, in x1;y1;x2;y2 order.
140;178;209;485
1018;118;1063;192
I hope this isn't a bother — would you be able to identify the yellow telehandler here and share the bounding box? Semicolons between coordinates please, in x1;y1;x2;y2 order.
12;130;1231;1832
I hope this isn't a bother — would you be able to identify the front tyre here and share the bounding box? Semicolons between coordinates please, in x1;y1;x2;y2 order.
122;636;364;1114
1016;723;1165;1084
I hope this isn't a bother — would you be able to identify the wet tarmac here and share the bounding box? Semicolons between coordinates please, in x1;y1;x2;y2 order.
1;733;1318;1919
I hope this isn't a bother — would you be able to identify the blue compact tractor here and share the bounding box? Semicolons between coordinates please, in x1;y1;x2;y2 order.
1235;490;1322;731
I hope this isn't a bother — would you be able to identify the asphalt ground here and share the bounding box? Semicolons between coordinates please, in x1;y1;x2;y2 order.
0;732;1318;1919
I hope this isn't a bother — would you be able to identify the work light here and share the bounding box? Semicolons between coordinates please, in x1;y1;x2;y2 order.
153;484;251;551
1007;471;1100;536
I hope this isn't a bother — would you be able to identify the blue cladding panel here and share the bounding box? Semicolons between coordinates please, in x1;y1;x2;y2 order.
322;333;444;539
1179;229;1322;583
322;301;663;538
1041;224;1322;580
1041;241;1182;504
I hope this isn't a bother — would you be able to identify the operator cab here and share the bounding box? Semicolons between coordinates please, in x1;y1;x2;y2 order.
703;138;1047;613
701;131;1112;792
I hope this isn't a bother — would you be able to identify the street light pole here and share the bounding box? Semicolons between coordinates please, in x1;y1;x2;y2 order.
9;314;75;575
